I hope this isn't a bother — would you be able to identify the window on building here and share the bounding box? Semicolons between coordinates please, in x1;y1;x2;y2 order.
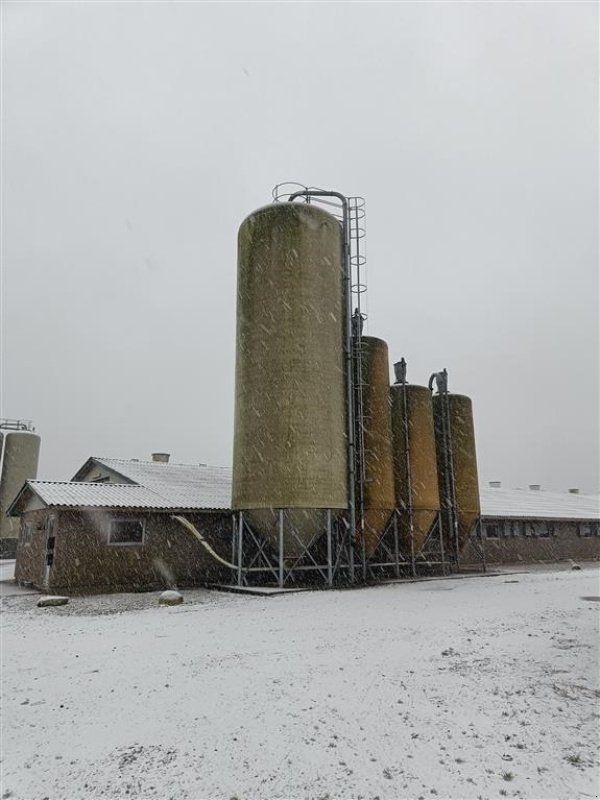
522;521;553;538
501;520;518;537
524;521;540;537
45;515;56;566
578;522;599;538
485;523;500;538
108;518;145;545
21;522;33;545
538;522;551;538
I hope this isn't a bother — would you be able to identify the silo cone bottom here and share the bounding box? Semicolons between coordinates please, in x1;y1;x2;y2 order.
358;509;394;559
397;509;439;556
243;508;335;562
457;512;480;552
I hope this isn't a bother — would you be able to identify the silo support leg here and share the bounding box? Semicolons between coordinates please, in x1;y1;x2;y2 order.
327;510;333;588
237;512;244;587
392;511;400;578
410;522;417;577
439;513;447;576
278;509;285;588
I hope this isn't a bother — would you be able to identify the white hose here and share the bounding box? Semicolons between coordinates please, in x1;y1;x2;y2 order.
171;515;237;570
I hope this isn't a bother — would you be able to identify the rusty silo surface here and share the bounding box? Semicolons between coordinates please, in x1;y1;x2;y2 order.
357;336;395;557
432;393;480;551
390;383;440;554
0;431;41;541
232;202;347;558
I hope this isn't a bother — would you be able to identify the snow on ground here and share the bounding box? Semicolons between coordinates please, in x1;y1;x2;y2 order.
1;567;599;800
0;560;17;585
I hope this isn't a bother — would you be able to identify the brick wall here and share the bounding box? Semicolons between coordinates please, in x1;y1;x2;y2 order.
462;518;600;565
15;508;232;593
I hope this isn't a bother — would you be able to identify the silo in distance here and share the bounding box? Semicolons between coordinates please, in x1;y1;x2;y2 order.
432;393;481;552
390;380;440;555
0;430;41;541
356;336;395;558
232;202;348;558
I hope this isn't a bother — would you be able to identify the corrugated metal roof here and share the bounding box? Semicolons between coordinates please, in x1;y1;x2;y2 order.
480;487;600;520
23;481;167;509
90;458;232;510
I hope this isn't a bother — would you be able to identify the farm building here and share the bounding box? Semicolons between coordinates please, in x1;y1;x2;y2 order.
462;482;599;565
7;456;600;594
9;457;232;594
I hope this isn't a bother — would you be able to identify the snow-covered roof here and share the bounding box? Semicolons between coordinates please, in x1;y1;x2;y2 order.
38;481;168;508
7;481;168;515
74;457;233;511
10;455;600;522
480;487;599;521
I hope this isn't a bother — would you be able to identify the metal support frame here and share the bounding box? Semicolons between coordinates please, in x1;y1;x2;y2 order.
232;510;354;588
363;508;449;579
465;516;487;573
0;418;35;432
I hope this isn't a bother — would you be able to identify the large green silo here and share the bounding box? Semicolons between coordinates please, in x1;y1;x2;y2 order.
0;431;41;542
232;202;348;558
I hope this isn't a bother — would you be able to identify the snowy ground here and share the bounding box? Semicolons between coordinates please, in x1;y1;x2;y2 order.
1;567;599;800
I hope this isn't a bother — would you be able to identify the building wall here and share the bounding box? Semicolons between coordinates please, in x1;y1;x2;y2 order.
14;509;48;587
462;518;600;565
15;508;232;593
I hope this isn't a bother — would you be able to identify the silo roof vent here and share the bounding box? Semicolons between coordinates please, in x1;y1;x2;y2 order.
152;453;170;464
528;484;541;491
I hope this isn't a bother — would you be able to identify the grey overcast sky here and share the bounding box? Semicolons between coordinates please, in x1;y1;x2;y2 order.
2;1;598;493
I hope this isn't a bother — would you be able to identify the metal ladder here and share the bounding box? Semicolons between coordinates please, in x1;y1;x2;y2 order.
272;184;369;575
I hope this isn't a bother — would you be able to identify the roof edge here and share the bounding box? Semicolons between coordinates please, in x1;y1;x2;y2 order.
6;480;38;517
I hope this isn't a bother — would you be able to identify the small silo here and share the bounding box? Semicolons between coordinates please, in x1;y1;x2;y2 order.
390;364;440;555
431;382;480;555
232;202;348;559
356;336;395;558
0;429;41;546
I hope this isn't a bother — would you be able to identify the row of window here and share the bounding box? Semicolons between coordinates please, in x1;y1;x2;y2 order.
21;516;600;547
484;520;599;538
